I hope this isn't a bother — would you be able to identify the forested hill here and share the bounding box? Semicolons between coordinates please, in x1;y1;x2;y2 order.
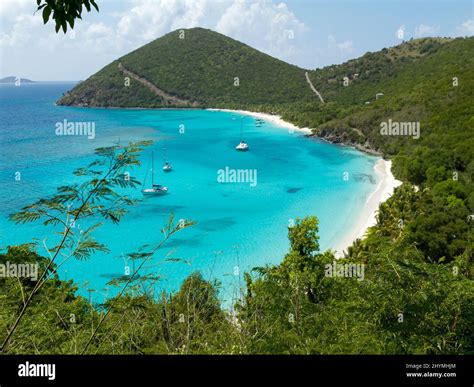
307;37;454;105
276;37;474;155
56;27;313;107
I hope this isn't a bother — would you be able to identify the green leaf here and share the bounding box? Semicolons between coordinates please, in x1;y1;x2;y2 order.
67;14;75;29
42;6;51;24
90;0;99;12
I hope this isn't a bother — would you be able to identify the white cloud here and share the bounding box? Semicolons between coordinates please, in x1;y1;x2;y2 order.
414;24;439;38
336;40;354;54
0;0;309;79
0;0;309;60
86;22;113;38
215;1;308;61
0;0;34;18
111;0;308;63
0;13;42;47
116;0;224;46
327;35;354;54
456;19;474;36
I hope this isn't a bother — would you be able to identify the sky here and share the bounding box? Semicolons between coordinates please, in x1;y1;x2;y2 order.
0;0;473;81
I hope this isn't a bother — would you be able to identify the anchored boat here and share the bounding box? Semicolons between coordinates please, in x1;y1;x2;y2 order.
235;117;249;151
142;151;168;196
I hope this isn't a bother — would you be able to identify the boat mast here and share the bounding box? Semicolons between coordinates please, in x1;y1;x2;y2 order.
151;151;154;186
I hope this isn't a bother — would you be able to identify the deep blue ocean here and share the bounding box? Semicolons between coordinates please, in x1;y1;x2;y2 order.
0;83;378;305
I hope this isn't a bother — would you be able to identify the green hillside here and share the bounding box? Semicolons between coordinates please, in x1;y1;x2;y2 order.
307;37;453;105
271;37;473;187
57;27;313;107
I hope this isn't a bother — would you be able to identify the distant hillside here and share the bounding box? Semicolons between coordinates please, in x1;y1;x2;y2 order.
57;27;313;108
0;76;34;83
271;37;474;157
307;38;453;105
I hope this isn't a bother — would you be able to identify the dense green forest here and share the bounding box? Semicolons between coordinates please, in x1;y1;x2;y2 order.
1;30;473;354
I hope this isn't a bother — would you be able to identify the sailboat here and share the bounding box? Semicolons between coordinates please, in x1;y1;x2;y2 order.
235;117;249;151
162;148;173;172
142;151;168;196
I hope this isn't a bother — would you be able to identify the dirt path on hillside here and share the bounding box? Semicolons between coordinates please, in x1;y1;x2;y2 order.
305;71;325;104
118;62;198;106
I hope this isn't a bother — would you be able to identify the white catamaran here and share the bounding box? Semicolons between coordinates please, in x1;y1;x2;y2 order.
142;151;168;196
235;117;249;151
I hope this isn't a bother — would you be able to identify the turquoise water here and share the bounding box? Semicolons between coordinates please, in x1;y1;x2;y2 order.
0;83;378;304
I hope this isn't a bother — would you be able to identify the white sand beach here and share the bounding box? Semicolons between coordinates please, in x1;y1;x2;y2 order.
207;108;312;134
333;159;402;257
208;108;402;257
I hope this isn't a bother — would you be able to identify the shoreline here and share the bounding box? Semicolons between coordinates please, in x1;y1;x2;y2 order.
333;159;402;257
207;108;312;134
207;108;402;257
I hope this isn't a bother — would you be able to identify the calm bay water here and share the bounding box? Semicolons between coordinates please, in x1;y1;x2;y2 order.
0;83;378;304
